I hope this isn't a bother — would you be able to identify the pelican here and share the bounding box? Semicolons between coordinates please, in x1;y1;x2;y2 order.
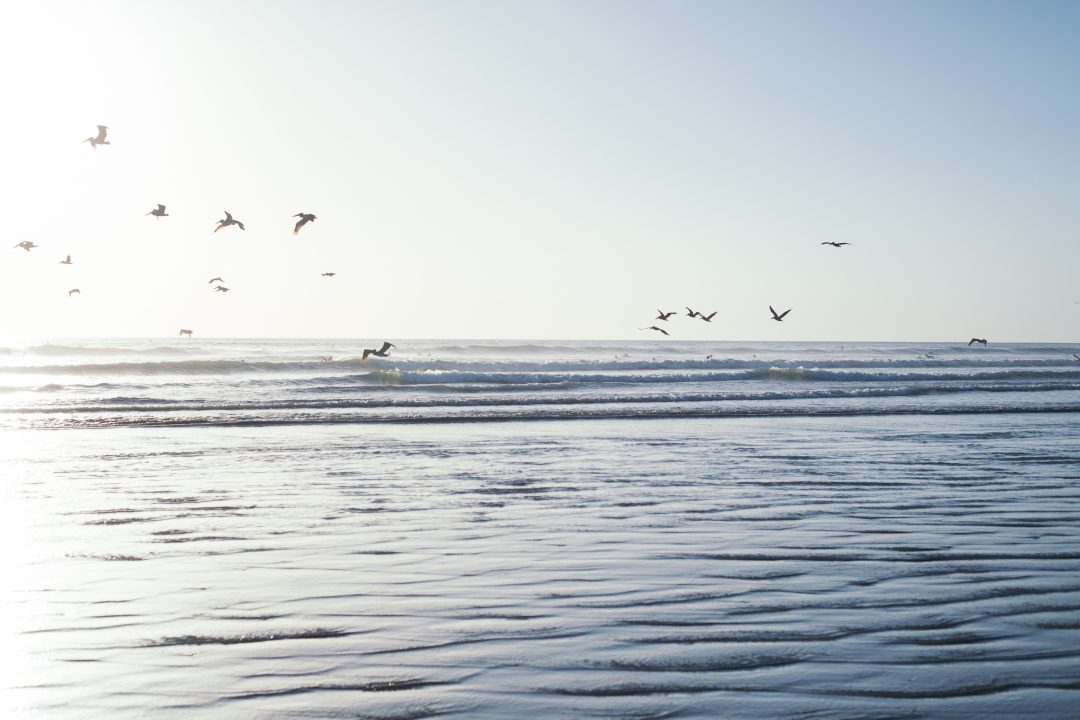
685;306;700;318
59;255;72;264
699;311;718;322
769;305;792;322
83;125;109;149
362;341;395;362
179;329;193;337
147;204;168;218
821;242;851;247
208;277;224;284
293;212;316;235
213;285;230;293
968;338;988;346
656;310;676;321
641;325;670;336
214;211;245;232
14;241;38;252
321;272;336;277
68;288;80;296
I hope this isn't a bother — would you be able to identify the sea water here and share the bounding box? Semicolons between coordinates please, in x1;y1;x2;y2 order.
2;339;1079;717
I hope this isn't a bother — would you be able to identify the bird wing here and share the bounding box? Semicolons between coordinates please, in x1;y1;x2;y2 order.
837;242;851;246
362;349;373;362
769;305;778;318
236;221;245;230
95;126;108;142
659;328;669;335
224;211;233;221
294;218;306;234
703;311;716;321
378;341;394;354
778;308;792;319
157;204;166;212
968;338;976;345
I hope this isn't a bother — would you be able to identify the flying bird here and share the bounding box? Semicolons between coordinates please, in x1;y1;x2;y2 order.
68;288;80;296
213;285;230;293
13;241;38;252
685;307;700;318
1073;354;1080;361
698;311;718;322
321;272;336;277
147;204;168;218
59;255;72;265
968;338;988;346
83;125;109;149
641;325;670;336
214;211;245;232
179;329;193;337
821;242;851;247
362;341;395;362
208;277;224;284
293;212;317;234
656;310;676;321
769;306;792;322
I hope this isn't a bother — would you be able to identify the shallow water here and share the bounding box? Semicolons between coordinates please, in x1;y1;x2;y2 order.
4;411;1080;718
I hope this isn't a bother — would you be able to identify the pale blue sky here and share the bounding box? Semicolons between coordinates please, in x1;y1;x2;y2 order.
0;0;1077;340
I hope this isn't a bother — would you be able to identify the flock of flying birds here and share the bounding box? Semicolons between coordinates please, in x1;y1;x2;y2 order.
14;125;1077;361
639;242;842;339
13;126;397;363
638;245;1077;357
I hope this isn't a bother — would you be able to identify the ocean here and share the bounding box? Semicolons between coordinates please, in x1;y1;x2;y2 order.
3;338;1080;718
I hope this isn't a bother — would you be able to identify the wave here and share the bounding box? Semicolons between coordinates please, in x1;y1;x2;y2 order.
7;381;1079;415
18;343;198;357
16;402;1080;430
4;358;1080;380
343;367;1080;387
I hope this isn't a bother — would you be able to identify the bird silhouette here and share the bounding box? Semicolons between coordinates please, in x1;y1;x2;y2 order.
147;204;168;218
213;285;231;293
83;125;109;150
179;329;193;337
641;325;670;336
968;338;988;346
821;242;851;247
769;306;792;322
321;272;336;277
362;341;395;362
214;211;245;232
656;310;676;321
698;311;718;322
59;255;72;265
685;306;700;318
68;288;80;296
13;241;38;252
293;212;317;234
208;277;224;284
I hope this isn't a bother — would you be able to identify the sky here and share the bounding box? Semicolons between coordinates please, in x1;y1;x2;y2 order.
0;0;1077;342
